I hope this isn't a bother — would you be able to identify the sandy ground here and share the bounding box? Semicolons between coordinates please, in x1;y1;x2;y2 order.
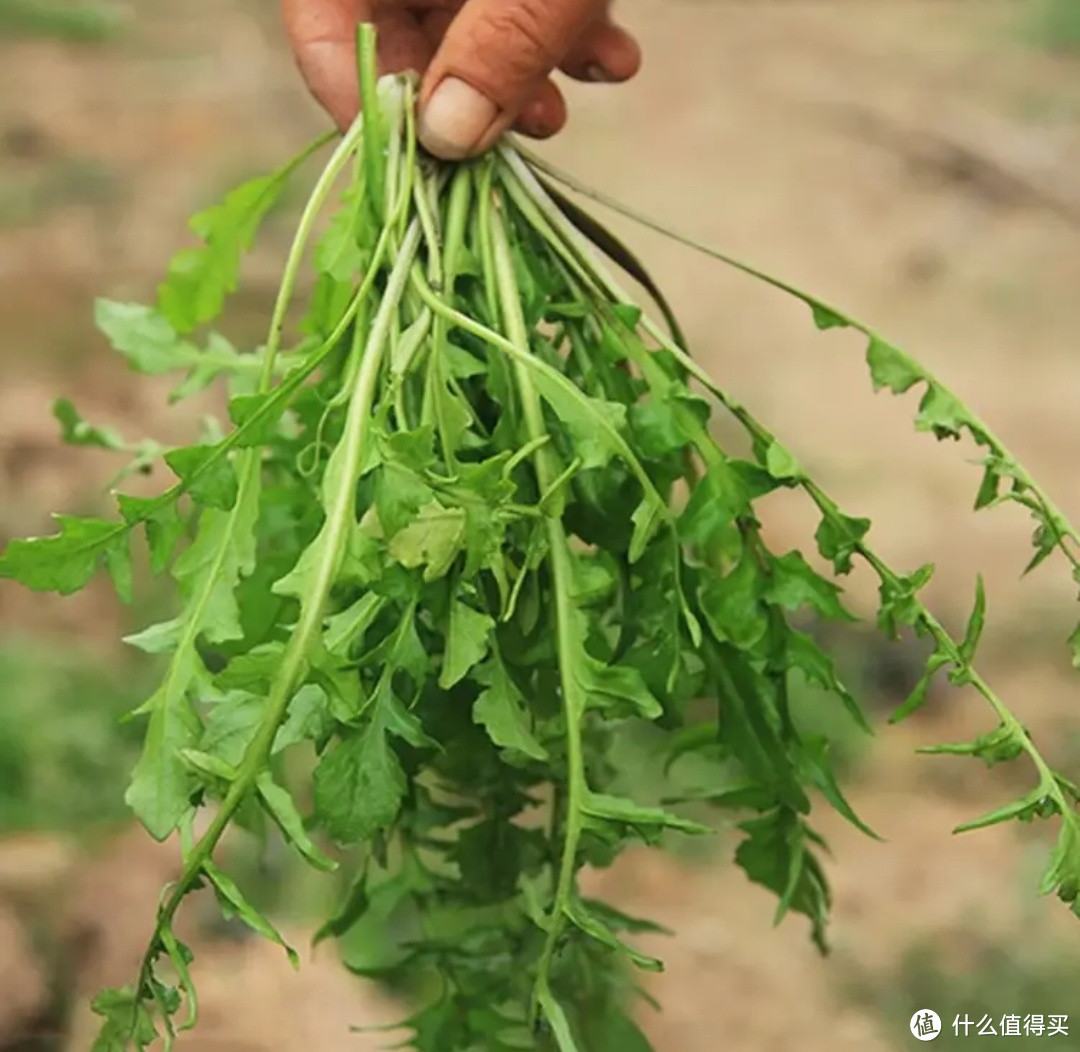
1;1;1079;1048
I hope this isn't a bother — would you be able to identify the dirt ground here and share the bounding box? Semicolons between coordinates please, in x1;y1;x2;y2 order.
1;0;1079;1048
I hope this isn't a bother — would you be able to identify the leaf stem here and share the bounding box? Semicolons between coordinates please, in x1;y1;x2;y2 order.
123;220;422;1045
489;200;585;1030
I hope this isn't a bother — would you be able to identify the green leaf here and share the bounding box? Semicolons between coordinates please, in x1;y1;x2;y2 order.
563;898;663;972
1038;817;1080;909
582;792;711;837
158;154;309;333
203;859;299;966
764;550;854;622
734;808;830;953
916;722;1025;766
698;547;768;650
53;398;125;449
764;441;802;481
865;336;922;394
124;617;183;655
165;444;239;511
814;509;870;576
95;300;198;374
678;461;747;547
124;677;201;840
629;494;665;562
915;382;966;440
472;658;547;761
785;630;871;734
580;656;662;720
116;494;184;573
256;772;337;871
952;787;1051;833
387;500;466;581
200;691;262;766
91;986;159;1049
228;391;288;448
877;563;934;638
0;515;124;594
798;736;880;839
313;720;406;844
531;369;628;470
889;651;949;723
960;575;986;663
810;303;847;330
178;748;238;784
439;599;494;689
324;593;385;655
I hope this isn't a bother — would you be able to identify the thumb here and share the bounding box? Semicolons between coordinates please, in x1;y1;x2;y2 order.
418;0;607;159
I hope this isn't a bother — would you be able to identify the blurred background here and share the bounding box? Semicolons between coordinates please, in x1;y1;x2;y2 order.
1;0;1080;1048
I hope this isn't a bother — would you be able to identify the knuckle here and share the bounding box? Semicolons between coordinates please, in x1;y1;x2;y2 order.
472;0;562;82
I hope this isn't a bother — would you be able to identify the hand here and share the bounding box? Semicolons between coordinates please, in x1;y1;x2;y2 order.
282;0;641;159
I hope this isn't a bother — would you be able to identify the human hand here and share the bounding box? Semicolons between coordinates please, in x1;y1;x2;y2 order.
282;0;641;159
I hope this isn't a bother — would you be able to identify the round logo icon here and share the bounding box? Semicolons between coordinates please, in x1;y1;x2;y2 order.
910;1010;942;1042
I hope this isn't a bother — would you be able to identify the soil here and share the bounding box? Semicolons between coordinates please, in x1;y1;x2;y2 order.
1;1;1078;1048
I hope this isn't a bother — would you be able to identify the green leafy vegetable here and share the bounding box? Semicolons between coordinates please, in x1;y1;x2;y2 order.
3;27;1077;1052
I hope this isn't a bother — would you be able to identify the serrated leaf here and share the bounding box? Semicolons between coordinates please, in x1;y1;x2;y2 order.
953;787;1050;833
889;651;949;723
563;898;663;972
387;500;466;581
116;494;184;573
698;547;768;650
178;748;238;783
915;382;966;440
798;736;880;839
0;515;124;594
531;369;627;470
582;792;711;836
257;772;337;871
916;722;1025;766
815;509;870;576
313;719;406;844
735;808;830;953
764;441;802;481
1038;818;1080;908
580;656;662;720
439;599;494;689
865;336;921;394
785;630;871;734
95;300;198;374
125;677;201;840
158;155;309;333
810;303;847;330
960;575;986;663
124;617;183;655
764;550;854;622
324;593;385;655
165;444;239;511
228;391;287;448
629;494;665;562
472;657;547;760
203;859;299;965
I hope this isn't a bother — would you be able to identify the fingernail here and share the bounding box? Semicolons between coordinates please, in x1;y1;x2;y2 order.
586;63;614;83
419;77;499;159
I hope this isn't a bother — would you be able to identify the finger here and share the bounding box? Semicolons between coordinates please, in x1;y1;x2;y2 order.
417;0;607;158
559;18;640;83
512;79;567;139
282;0;433;129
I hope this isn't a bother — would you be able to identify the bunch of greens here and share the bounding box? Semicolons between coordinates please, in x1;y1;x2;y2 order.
2;27;1078;1052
